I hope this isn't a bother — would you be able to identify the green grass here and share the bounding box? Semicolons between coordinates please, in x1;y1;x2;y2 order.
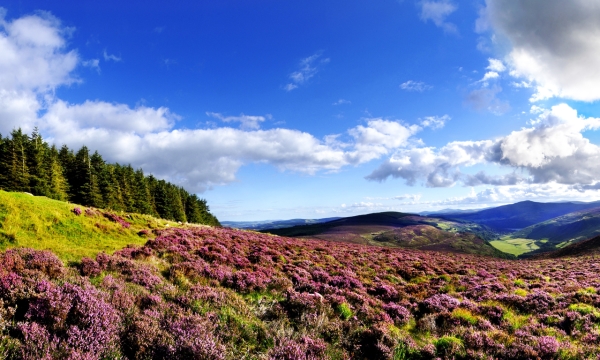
489;237;539;256
0;190;186;262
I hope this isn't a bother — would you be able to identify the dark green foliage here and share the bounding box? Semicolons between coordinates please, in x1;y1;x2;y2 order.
0;128;219;226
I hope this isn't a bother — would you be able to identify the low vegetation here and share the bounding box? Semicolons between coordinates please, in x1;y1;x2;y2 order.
0;211;599;358
0;190;182;261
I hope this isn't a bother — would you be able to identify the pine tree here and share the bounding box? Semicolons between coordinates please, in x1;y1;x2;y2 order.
0;129;30;192
26;128;50;196
45;145;69;201
133;169;153;215
74;146;102;207
0;128;220;225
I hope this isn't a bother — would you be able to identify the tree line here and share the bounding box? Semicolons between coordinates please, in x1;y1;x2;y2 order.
0;128;220;226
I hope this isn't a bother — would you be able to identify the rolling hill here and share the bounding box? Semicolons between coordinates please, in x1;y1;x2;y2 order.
495;207;600;257
439;200;600;232
262;211;512;258
531;234;600;259
221;217;341;230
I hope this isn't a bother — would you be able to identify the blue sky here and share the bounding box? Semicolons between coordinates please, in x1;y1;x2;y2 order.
2;0;600;221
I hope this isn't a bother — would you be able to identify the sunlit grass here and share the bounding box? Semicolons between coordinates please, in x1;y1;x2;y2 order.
490;237;539;256
0;190;183;262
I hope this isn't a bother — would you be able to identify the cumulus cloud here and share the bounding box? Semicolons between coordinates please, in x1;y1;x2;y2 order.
367;103;600;189
346;119;420;163
0;10;424;192
284;52;329;91
419;0;458;34
400;80;432;92
483;0;600;101
0;10;78;93
206;112;271;130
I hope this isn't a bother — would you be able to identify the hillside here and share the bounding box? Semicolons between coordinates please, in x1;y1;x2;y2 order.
0;220;599;358
440;200;600;232
0;190;185;261
262;212;510;258
531;235;600;259
221;217;341;230
1;193;600;357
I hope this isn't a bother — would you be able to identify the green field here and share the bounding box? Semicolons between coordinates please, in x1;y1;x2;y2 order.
0;190;186;261
489;237;540;256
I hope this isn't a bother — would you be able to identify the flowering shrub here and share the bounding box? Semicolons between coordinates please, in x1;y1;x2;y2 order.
71;207;81;216
103;212;131;228
0;224;599;358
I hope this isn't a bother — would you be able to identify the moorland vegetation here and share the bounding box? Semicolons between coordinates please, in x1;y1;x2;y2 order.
0;197;599;358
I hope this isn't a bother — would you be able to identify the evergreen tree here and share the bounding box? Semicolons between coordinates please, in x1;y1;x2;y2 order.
74;146;102;207
45;145;69;201
58;145;76;200
26;128;50;196
132;169;153;215
0;128;219;226
0;129;30;192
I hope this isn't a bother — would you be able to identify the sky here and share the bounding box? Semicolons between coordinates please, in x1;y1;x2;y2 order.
1;0;600;221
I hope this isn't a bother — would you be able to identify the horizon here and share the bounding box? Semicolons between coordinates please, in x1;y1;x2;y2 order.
2;1;600;221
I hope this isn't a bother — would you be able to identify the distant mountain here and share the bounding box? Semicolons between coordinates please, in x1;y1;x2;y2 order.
221;217;341;231
439;200;600;232
262;212;512;258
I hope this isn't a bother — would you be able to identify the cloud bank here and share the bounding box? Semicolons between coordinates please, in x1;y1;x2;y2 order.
483;0;600;101
368;104;600;187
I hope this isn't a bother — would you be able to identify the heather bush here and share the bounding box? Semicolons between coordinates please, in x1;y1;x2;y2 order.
0;224;599;358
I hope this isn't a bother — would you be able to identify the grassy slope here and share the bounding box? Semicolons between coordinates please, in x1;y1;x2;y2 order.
491;207;600;257
0;190;183;261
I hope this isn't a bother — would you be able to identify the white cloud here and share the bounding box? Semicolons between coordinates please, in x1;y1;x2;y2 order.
419;0;458;34
486;58;505;73
393;194;422;202
431;183;600;207
0;10;78;93
82;59;100;73
367;103;600;188
420;115;449;129
483;0;600;101
206;112;270;130
400;80;432;92
0;10;424;193
346;118;420;163
103;50;121;62
332;99;351;105
284;52;328;91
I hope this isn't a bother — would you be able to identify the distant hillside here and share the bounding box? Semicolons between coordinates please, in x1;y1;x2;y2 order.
221;217;341;230
262;211;512;258
440;200;600;232
531;235;600;259
262;212;420;237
